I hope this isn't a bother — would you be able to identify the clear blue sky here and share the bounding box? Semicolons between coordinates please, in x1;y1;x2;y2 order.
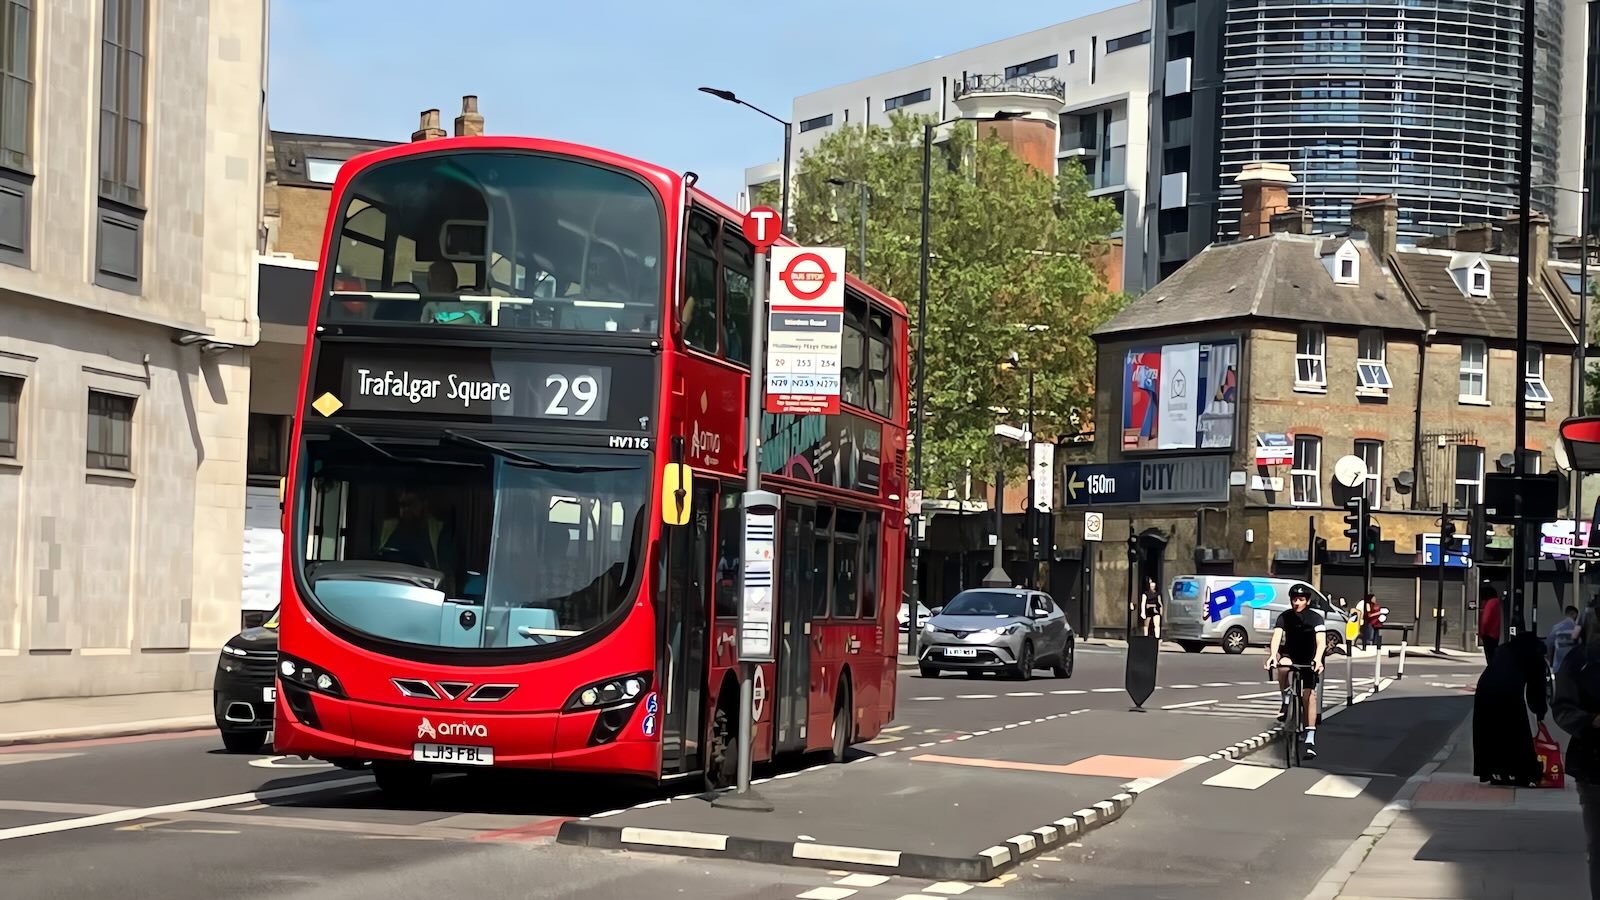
268;0;1126;202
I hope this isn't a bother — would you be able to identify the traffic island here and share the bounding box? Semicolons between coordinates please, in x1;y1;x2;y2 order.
558;707;1303;880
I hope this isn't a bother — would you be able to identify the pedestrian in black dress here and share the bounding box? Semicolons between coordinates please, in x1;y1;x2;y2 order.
1473;631;1549;786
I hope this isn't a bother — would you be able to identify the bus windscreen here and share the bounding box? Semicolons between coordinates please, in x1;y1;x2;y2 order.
322;151;665;335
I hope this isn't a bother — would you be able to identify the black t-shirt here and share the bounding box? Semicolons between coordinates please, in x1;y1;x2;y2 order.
1275;608;1325;663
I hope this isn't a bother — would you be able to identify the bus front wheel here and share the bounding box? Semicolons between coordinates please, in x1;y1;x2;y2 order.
372;762;432;798
704;704;737;791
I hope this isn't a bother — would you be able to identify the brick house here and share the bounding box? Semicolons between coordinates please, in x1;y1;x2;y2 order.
1059;167;1580;647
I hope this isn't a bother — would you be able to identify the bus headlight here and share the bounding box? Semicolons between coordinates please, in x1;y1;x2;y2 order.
277;653;345;698
565;673;653;711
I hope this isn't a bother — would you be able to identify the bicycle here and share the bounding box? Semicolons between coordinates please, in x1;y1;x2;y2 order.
1272;661;1318;768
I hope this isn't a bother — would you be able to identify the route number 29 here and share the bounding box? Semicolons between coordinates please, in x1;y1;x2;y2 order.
544;373;600;417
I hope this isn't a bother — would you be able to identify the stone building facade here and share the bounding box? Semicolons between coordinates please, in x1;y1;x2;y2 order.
1060;172;1580;648
0;0;267;701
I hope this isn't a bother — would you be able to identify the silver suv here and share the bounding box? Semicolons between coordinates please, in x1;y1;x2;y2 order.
917;589;1075;681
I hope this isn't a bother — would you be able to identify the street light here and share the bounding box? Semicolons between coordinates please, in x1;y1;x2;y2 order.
826;176;870;277
1000;344;1043;590
1538;181;1592;608
908;110;1028;653
698;86;792;235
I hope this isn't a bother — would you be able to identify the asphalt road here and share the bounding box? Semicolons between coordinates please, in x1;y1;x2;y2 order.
0;644;1479;900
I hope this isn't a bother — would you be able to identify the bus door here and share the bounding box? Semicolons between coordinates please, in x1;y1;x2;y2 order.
774;502;813;754
659;480;714;775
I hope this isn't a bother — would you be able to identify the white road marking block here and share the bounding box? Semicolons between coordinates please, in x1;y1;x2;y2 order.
1162;699;1217;710
835;873;890;887
1305;774;1371;798
796;888;857;900
1203;764;1283;791
924;881;974;895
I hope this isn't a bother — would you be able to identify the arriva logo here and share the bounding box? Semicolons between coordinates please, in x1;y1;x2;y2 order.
417;718;487;740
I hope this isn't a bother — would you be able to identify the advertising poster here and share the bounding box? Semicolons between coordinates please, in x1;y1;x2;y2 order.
1121;350;1162;450
1156;342;1200;450
1122;340;1238;452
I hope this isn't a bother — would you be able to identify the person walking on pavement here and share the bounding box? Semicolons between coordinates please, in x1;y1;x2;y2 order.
1361;593;1383;652
1551;606;1582;675
1551;607;1600;898
1480;583;1504;664
1139;579;1162;638
1473;630;1548;787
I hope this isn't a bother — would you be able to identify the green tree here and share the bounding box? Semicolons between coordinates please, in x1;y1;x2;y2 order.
759;114;1125;491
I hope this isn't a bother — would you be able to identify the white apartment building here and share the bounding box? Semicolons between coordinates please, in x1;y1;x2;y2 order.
0;0;267;701
748;0;1155;293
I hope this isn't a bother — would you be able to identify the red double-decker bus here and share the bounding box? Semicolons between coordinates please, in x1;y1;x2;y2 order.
272;134;910;795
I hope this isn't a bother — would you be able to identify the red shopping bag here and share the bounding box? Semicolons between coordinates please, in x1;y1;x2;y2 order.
1535;723;1565;789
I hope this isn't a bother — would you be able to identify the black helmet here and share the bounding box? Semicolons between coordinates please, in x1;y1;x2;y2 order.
1289;584;1313;600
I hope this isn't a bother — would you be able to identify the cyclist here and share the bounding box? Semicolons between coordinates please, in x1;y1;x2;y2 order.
1266;584;1328;759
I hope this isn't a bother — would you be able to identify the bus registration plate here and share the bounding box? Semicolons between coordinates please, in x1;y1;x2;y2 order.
413;743;494;766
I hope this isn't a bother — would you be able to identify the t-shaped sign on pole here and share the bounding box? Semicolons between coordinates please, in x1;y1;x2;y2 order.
712;206;781;812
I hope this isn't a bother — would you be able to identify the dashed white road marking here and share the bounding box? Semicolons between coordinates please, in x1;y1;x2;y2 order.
1169;683;1198;689
1091;687;1122;693
924;882;974;895
1237;690;1282;700
1202;682;1233;687
1005;692;1043;697
796;888;857;900
1203;764;1284;790
956;694;997;700
1161;699;1217;710
1051;689;1085;695
834;873;890;888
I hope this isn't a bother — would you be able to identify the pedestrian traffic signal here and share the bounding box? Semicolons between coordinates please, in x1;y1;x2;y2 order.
1343;495;1368;559
1365;523;1382;557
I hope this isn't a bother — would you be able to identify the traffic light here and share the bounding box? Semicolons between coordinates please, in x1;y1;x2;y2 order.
1365;523;1382;558
1468;503;1488;563
1441;518;1459;553
1343;495;1368;560
1126;532;1139;563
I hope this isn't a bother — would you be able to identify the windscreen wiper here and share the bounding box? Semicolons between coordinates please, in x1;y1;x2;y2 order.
441;430;633;473
330;425;475;468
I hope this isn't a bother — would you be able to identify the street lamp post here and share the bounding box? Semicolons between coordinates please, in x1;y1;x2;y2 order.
910;110;1028;651
1001;350;1038;589
826;177;869;277
1540;181;1592;605
698;87;792;235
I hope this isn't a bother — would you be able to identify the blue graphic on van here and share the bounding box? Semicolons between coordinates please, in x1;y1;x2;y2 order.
1206;578;1279;622
1172;579;1201;599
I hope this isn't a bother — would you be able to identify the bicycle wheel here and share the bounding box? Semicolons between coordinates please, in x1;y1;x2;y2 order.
1282;674;1299;769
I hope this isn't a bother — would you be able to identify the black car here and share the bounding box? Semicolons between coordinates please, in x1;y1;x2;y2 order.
213;608;279;753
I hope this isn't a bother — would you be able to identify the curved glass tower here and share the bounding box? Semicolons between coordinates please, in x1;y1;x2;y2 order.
1212;0;1561;242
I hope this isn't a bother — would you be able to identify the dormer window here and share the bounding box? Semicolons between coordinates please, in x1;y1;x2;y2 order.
1322;239;1359;285
1468;261;1490;297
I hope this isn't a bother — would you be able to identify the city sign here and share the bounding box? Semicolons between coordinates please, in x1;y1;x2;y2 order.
1420;534;1472;568
765;246;846;416
1061;456;1231;506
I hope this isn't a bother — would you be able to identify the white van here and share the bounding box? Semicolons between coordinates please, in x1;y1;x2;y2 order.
1164;574;1351;655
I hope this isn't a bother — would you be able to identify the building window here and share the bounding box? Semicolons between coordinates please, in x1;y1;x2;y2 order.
1291;434;1321;506
1459;339;1487;402
798;113;833;133
1068;49;1076;64
1338;257;1356;281
86;390;134;471
0;0;31;171
96;0;146;292
0;374;18;458
1295;325;1326;389
1466;261;1490;297
1005;55;1058;79
1356;329;1392;393
1106;30;1152;53
304;157;341;184
1355;439;1382;510
883;88;931;112
1524;344;1553;405
246;413;289;477
1454;445;1484;510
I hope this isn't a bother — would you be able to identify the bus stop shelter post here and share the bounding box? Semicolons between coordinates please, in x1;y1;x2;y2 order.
713;247;774;812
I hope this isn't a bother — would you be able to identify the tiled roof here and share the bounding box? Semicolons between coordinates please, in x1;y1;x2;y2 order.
1388;250;1576;346
1094;233;1425;337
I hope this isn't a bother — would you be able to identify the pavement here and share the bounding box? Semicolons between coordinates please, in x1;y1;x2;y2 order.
0;690;213;747
0;643;1490;900
1308;709;1588;900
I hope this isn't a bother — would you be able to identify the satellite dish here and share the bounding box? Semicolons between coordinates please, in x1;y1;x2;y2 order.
1555;441;1572;472
1333;455;1368;488
1395;469;1416;490
1498;452;1516;471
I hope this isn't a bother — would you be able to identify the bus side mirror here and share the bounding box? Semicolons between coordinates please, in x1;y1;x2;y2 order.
661;463;693;526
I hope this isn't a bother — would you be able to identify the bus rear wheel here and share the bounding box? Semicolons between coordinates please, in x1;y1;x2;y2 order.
372;762;431;799
829;687;852;764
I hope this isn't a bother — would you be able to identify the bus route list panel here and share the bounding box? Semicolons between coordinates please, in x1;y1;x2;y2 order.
738;510;777;662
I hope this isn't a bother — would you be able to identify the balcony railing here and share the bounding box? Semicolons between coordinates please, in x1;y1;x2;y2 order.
953;73;1066;102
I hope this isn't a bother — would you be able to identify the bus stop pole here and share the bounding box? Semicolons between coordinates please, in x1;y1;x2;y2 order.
713;248;774;811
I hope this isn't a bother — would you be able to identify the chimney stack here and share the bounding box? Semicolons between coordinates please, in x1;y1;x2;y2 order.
1349;195;1398;262
1234;162;1297;239
1270;208;1314;235
1455;223;1495;254
411;108;446;142
1502;211;1551;273
454;95;484;137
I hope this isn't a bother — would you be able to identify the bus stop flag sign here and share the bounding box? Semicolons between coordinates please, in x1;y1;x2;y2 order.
766;246;846;416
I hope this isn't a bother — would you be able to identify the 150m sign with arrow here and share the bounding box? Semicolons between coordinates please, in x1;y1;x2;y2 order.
1062;463;1140;505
